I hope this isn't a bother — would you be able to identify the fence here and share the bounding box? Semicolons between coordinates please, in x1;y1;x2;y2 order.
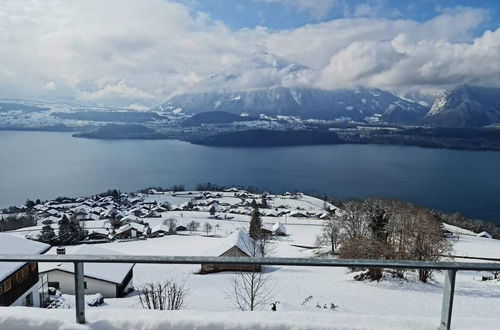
1;254;499;330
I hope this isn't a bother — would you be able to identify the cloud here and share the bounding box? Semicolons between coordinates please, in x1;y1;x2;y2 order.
0;1;498;106
258;0;338;19
43;81;57;91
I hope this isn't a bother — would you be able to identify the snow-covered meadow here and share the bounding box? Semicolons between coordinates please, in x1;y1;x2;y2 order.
2;191;500;329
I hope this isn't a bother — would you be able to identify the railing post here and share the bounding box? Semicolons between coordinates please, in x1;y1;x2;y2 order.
440;269;456;330
74;262;86;324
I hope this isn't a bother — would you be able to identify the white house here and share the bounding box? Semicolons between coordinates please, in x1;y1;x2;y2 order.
40;245;134;298
0;234;50;307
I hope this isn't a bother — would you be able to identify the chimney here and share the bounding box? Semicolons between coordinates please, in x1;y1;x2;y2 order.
56;246;66;255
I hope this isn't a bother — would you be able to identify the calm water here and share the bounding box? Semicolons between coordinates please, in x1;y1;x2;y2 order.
1;131;499;224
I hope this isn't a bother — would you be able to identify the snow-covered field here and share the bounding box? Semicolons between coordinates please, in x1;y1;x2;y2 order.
2;191;500;329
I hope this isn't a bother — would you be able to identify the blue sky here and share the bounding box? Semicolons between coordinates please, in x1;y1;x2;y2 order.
178;0;500;33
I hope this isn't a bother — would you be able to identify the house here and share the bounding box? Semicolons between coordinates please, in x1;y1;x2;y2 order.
86;229;110;240
271;222;287;236
150;224;170;237
201;230;262;274
0;234;50;307
262;222;287;237
289;210;309;218
176;225;187;232
477;231;493;239
115;222;147;239
39;245;134;298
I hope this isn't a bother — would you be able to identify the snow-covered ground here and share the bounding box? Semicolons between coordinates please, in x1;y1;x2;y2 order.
31;220;500;324
2;191;500;329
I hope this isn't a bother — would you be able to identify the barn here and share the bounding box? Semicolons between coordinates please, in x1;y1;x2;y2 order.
200;230;262;274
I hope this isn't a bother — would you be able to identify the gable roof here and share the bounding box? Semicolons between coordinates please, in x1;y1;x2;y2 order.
0;234;50;281
206;229;262;257
39;244;134;284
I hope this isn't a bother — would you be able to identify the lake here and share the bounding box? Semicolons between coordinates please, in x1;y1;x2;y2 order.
1;131;499;224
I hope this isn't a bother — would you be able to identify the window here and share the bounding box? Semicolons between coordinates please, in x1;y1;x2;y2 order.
84;281;87;289
3;278;12;292
24;292;33;307
15;266;28;282
48;281;60;289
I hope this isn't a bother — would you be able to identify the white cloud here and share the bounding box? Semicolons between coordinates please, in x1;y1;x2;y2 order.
0;1;498;106
258;0;338;19
43;81;56;91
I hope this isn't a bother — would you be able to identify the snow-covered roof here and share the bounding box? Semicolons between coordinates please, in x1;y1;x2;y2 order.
151;224;169;233
206;229;262;257
116;222;146;235
477;231;492;238
40;245;134;284
0;234;50;281
271;222;287;235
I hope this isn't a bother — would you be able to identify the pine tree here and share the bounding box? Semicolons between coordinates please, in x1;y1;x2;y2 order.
58;215;73;244
249;203;262;240
39;224;56;245
261;197;268;208
69;218;85;242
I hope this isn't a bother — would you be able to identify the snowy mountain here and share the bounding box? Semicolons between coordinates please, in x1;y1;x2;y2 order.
424;85;500;128
161;87;428;124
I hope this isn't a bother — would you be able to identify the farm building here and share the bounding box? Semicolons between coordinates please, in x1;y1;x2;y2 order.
201;230;262;274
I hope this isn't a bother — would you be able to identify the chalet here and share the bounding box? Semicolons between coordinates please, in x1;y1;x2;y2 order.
115;223;147;239
271;222;287;236
289;210;309;218
262;222;287;237
150;224;170;237
201;230;262;274
176;225;187;232
0;234;50;307
86;229;110;240
40;245;134;298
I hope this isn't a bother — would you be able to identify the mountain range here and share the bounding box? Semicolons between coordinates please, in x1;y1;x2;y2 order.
160;84;500;128
162;87;428;125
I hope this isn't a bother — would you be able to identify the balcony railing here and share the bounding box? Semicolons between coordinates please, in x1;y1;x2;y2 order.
1;254;499;330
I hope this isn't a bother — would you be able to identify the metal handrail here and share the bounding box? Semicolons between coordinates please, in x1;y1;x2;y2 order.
1;254;499;330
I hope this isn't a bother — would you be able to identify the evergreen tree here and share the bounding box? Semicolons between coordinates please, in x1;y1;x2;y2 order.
261;197;268;208
25;199;35;209
39;224;57;245
209;206;216;216
58;215;73;244
69;218;85;242
249;203;262;240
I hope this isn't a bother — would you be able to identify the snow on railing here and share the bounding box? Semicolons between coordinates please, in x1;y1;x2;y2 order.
1;255;499;330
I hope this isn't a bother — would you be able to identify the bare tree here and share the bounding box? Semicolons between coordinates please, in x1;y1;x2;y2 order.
187;220;200;234
229;231;273;311
203;222;212;236
163;217;177;234
138;279;188;310
317;216;341;254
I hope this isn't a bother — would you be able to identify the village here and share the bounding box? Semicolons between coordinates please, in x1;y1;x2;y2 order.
0;188;499;328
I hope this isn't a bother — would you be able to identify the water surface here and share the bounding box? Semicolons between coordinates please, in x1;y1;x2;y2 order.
1;131;499;224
